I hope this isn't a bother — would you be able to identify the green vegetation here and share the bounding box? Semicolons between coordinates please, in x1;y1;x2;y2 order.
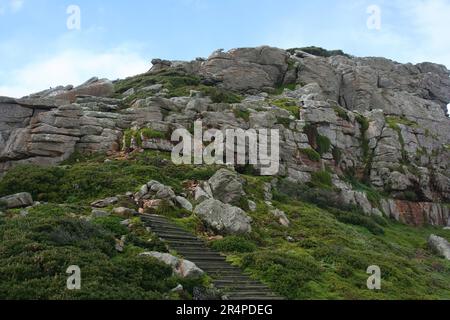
299;148;321;162
233;108;251;122
287;46;350;58
310;170;333;189
1;147;449;300
316;135;332;155
200;87;243;104
386;116;410;165
303;124;332;156
211;236;257;253
271;98;301;119
276;117;293;127
123;128;167;148
0;151;219;204
272;83;298;95
355;114;373;181
386;116;419;129
344;175;385;207
0;204;206;299
334;106;350;121
114;69;243;104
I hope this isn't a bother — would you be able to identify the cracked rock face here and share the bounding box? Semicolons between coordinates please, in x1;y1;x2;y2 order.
199;46;290;92
0;46;449;227
194;199;252;235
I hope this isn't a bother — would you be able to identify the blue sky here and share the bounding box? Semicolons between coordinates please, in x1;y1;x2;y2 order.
1;0;450;101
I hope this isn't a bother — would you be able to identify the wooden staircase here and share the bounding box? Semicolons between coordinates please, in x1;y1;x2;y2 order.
141;214;284;300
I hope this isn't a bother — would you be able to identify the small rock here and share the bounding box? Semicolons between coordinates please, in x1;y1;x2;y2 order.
123;88;135;97
91;209;110;218
112;207;137;218
91;197;118;208
263;183;273;202
0;192;33;209
115;236;126;252
140;84;163;93
271;209;290;227
140;252;204;278
286;236;295;242
248;200;257;212
194;183;213;202
175;196;193;212
171;284;184;293
121;219;131;226
428;234;450;260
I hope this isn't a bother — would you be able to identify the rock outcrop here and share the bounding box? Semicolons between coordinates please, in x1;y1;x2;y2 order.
1;45;449;227
139;251;204;278
194;199;252;235
0;192;33;209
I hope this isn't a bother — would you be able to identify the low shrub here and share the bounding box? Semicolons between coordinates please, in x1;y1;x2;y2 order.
241;251;323;299
210;236;257;253
299;148;321;162
309;170;333;189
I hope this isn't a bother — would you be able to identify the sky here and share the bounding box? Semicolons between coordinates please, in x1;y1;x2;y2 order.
0;0;449;110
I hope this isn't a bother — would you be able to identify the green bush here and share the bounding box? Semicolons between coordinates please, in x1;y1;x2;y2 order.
310;170;333;189
233;109;251;122
201;87;243;103
0;208;206;300
92;216;129;237
334;107;350;121
272;98;300;119
0;200;7;211
241;251;323;299
141;128;166;140
210;236;257;253
328;207;385;235
300;148;321;162
316;135;331;155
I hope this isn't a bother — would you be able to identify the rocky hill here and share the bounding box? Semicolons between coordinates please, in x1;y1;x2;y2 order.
0;46;449;300
1;46;449;226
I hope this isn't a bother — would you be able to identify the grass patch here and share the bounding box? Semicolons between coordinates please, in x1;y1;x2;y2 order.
299;148;321;162
210;236;257;253
271;98;300;119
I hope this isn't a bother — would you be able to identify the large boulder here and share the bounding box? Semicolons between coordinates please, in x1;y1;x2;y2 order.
428;235;450;260
44;78;115;103
0;192;33;209
199;46;290;92
139;252;204;278
194;199;252;235
208;169;246;206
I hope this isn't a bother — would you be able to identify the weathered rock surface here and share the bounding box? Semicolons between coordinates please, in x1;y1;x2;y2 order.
139;251;204;278
194;199;252;235
1;46;449;226
0;192;33;209
199;46;290;92
208;169;246;206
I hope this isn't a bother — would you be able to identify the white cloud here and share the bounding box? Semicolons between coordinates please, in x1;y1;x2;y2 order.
399;0;450;68
0;47;149;98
